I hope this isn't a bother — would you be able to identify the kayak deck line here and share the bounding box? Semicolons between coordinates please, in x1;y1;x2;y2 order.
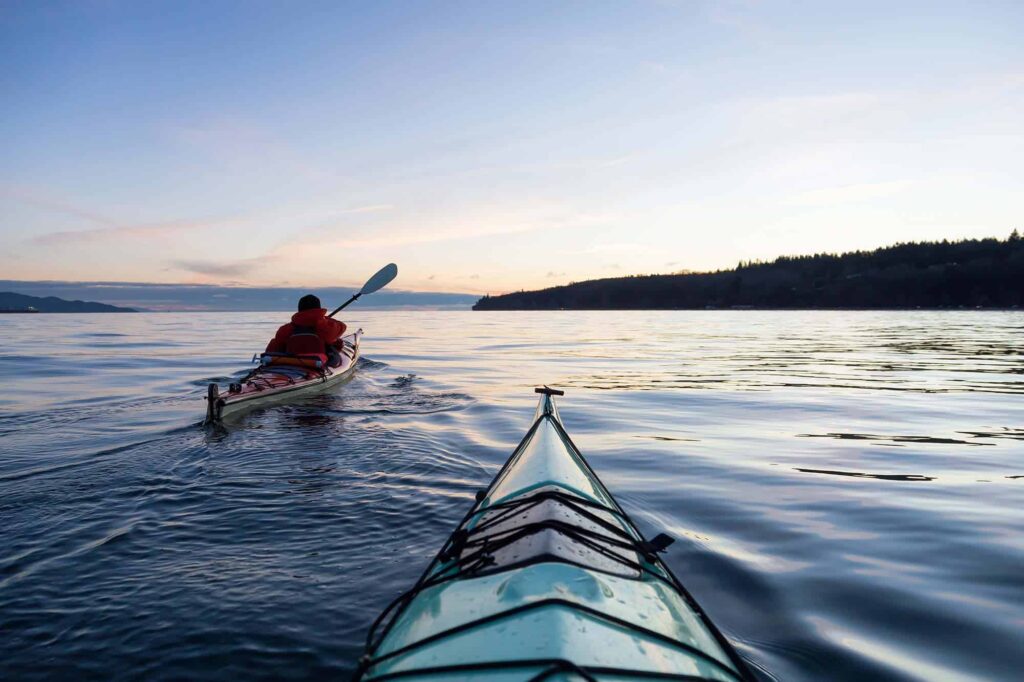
359;658;740;682
362;599;745;681
357;659;730;682
204;330;363;424
354;389;757;682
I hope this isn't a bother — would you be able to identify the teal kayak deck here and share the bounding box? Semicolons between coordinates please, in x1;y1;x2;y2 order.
355;389;755;681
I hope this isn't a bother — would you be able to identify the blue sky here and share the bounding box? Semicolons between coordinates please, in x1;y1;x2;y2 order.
2;1;1022;294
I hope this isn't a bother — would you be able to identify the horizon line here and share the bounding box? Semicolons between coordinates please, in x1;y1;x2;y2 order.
0;278;481;296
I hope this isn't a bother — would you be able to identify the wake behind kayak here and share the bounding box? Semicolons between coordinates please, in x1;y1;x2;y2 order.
354;387;756;681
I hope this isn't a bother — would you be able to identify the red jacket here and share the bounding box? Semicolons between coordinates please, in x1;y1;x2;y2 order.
266;308;347;354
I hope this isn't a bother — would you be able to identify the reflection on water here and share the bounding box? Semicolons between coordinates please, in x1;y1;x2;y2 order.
798;432;995;446
957;428;1024;441
0;310;1021;681
795;468;936;482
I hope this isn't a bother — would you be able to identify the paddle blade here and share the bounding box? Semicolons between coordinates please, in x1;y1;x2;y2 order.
360;263;398;295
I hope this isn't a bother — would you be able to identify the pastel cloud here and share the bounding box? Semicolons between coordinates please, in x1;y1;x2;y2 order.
782;181;911;207
33;217;236;245
170;256;278;278
1;185;120;227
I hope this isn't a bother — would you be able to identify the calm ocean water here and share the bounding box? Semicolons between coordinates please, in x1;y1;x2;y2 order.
1;310;1021;681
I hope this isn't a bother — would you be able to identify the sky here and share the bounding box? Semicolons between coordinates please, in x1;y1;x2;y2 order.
2;1;1022;295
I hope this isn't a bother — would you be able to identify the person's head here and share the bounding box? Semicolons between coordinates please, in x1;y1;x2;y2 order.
297;294;321;311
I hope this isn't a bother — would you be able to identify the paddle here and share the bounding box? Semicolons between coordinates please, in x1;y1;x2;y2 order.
328;263;398;318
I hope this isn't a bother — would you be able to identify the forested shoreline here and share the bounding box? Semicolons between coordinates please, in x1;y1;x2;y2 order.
473;233;1023;310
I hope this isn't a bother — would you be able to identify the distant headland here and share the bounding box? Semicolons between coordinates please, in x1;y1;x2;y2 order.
0;282;478;312
474;233;1023;311
0;291;137;313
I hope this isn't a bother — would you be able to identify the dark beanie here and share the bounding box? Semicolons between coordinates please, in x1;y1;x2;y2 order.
298;294;321;311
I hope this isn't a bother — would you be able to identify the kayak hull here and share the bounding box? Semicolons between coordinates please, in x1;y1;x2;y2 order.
356;389;754;682
205;330;361;423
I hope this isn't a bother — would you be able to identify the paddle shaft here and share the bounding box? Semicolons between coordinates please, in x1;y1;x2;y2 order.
328;294;359;318
326;263;397;318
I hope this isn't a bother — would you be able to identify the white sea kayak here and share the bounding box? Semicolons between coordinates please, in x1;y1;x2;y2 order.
354;387;756;681
204;330;362;423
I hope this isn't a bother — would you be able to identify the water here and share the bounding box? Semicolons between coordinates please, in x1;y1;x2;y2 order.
1;310;1021;681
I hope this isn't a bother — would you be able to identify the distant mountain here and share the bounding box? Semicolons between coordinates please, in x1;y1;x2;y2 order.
474;233;1024;311
0;291;137;313
0;283;478;312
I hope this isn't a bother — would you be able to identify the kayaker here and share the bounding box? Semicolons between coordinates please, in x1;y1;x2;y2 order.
266;294;347;367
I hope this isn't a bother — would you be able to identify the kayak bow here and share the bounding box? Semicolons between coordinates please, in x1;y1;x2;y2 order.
204;329;362;424
355;387;756;681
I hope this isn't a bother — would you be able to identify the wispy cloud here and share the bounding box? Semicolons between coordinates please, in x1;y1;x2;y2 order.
14;182;393;246
34;217;236;245
585;243;651;254
289;203;618;252
570;242;659;258
170;118;338;184
739;92;883;135
1;185;119;227
782;181;911;207
3;184;244;245
705;0;777;43
169;254;280;278
334;204;394;215
170;260;250;278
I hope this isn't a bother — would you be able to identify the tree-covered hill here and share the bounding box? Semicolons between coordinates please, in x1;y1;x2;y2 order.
473;233;1024;310
0;291;136;313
